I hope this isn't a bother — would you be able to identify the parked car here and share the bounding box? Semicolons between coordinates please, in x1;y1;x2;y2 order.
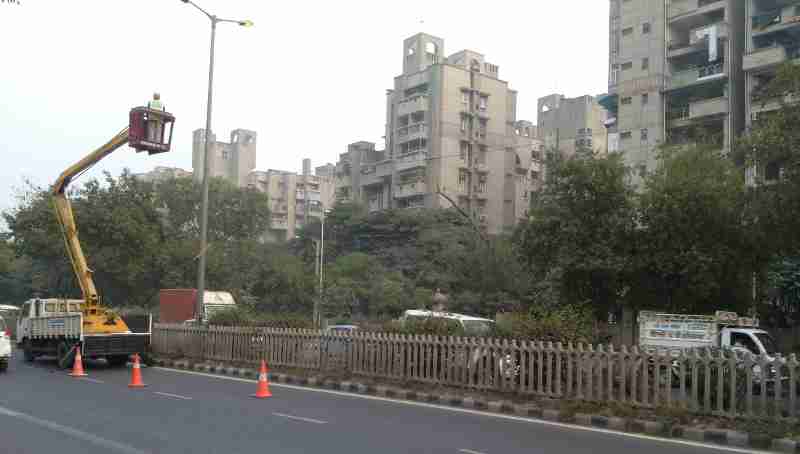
0;315;11;372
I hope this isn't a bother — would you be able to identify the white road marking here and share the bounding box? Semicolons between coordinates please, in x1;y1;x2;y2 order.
154;367;771;454
459;449;488;454
272;412;328;424
0;404;151;454
154;391;193;400
78;377;105;384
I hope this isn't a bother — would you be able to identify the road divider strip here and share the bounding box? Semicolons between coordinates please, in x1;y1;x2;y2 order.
272;412;327;424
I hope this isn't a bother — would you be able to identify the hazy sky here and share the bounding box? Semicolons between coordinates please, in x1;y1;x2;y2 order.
0;0;609;220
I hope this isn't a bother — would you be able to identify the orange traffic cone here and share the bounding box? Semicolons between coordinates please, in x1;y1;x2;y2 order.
68;346;88;377
252;360;272;399
128;354;146;388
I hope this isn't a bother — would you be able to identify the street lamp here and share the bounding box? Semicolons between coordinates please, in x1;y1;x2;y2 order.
316;208;332;329
181;0;253;323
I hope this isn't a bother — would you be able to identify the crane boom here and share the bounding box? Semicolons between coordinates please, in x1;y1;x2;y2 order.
52;128;129;308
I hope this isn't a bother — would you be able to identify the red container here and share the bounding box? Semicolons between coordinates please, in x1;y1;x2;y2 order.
159;289;197;324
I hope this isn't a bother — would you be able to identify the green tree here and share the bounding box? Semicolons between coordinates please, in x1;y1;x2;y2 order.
635;144;753;314
514;153;637;318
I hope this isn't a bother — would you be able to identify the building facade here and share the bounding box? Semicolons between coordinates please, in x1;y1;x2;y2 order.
192;129;257;188
248;160;335;243
333;33;543;234
133;166;192;184
744;0;800;183
604;0;746;182
537;94;609;159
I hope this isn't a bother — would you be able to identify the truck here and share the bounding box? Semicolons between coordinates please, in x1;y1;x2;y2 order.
159;289;236;324
638;310;779;358
16;104;175;369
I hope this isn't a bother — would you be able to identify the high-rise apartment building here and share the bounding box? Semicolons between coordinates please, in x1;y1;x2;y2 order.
248;160;335;243
604;0;746;181
333;33;543;234
538;94;609;158
744;0;800;182
192;129;257;188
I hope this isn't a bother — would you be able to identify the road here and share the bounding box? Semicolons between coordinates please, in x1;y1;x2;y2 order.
0;351;764;454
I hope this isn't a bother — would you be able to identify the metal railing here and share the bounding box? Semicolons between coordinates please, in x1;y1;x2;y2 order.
153;324;800;419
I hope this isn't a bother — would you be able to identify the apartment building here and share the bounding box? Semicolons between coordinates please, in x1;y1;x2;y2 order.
604;0;746;181
333;33;543;234
192;128;257;188
248;160;335;243
538;94;608;159
133;166;192;184
744;0;800;182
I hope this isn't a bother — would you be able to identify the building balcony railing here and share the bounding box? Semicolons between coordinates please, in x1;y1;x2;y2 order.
668;22;729;58
744;46;799;72
666;62;725;90
668;0;725;21
394;182;427;199
270;219;289;230
752;7;800;34
395;152;427;171
397;95;429;117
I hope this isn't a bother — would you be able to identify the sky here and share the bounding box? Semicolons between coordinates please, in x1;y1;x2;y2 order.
0;0;609;222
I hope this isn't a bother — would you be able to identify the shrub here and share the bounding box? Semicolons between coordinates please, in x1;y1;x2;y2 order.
494;303;595;343
208;307;313;329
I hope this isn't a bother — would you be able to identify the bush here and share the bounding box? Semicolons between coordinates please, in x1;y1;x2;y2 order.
372;317;464;337
494;303;595;343
208;307;313;329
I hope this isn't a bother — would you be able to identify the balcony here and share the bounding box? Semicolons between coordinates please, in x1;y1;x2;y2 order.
751;93;800;115
752;8;800;37
691;96;728;118
668;0;725;21
744;46;796;72
666;62;726;90
397;96;429;117
394;182;427;198
668;22;729;58
395;151;427;171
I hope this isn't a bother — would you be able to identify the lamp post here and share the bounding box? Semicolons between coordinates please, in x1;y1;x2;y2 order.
180;0;253;323
315;208;331;329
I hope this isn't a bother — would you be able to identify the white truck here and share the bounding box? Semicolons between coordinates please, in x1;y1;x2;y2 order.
638;310;779;358
0;315;11;372
16;298;151;369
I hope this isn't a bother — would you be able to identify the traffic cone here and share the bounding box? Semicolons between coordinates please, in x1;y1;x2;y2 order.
128;354;146;388
68;346;88;377
252;360;272;399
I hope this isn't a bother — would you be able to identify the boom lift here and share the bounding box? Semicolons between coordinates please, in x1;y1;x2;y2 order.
18;106;175;368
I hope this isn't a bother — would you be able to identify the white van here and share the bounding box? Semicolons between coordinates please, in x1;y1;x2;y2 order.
0;315;11;372
399;310;495;336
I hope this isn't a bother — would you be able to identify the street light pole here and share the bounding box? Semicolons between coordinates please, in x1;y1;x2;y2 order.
181;0;252;323
316;211;325;329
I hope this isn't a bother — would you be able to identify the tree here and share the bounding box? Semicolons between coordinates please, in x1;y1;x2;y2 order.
635;144;754;314
514;153;637;318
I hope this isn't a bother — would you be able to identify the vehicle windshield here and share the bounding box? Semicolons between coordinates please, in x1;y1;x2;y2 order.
755;332;779;355
462;320;493;336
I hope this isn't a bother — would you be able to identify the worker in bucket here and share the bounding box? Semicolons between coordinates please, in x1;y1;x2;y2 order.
146;93;164;143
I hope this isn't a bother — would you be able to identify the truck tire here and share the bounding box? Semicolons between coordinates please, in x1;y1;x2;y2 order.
23;339;35;363
107;355;129;368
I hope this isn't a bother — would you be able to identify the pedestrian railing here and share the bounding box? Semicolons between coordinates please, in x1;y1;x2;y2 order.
152;324;800;420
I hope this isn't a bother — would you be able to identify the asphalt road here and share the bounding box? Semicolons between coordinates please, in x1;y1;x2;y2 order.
0;350;765;454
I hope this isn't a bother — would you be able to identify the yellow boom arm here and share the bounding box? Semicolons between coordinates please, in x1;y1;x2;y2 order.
52;128;132;334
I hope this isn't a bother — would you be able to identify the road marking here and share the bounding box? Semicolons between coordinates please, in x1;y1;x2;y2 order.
154;367;771;454
78;377;105;384
459;449;488;454
272;412;327;424
154;391;193;400
0;404;151;454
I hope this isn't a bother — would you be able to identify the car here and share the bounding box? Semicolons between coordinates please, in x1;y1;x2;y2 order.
0;315;11;372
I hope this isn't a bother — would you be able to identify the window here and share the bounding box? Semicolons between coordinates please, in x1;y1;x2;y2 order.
461;91;469;104
621;96;632;105
731;333;759;355
641;57;649;70
621;62;633;70
622;27;633;36
479;95;488;110
620;131;632;140
222;150;230;160
460;116;469;132
642;22;651;34
459;141;472;161
641;128;648;141
642;93;649;105
458;170;469;185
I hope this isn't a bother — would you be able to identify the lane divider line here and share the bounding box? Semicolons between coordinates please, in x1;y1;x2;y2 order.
459;449;488;454
78;378;105;384
0;404;151;454
154;392;193;400
272;412;327;424
153;367;771;454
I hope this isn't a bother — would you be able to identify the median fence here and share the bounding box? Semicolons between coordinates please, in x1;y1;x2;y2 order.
153;323;800;420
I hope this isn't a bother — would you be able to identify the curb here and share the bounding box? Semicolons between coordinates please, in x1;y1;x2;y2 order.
154;358;800;453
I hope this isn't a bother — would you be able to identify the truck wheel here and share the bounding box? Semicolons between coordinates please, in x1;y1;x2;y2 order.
107;355;129;368
23;339;35;362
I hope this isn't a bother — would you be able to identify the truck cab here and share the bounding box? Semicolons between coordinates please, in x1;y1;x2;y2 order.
721;328;779;358
16;298;83;345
